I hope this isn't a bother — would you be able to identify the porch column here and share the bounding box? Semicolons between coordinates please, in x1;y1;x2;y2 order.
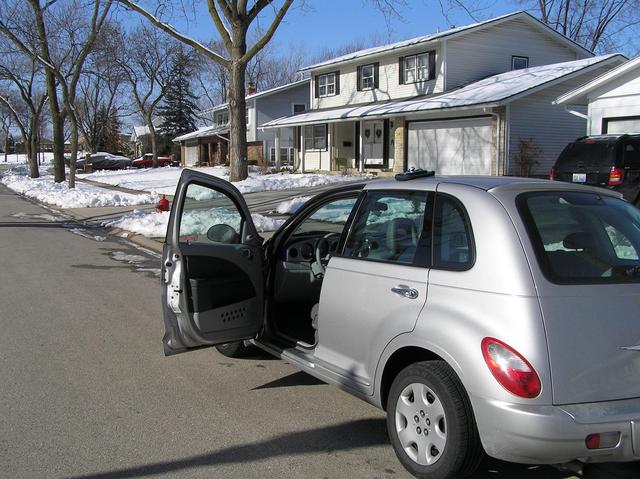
274;128;281;169
300;126;306;173
358;119;364;173
393;117;406;173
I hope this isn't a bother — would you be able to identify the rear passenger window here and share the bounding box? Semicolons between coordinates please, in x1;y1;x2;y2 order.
432;195;474;270
623;142;640;169
343;191;429;265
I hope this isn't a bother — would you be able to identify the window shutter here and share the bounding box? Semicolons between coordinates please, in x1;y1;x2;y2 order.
428;51;436;81
374;62;379;89
398;57;405;84
357;66;362;92
314;75;319;98
334;71;340;95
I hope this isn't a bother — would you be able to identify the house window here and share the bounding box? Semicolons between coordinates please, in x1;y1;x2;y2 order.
216;111;228;126
404;53;430;83
318;73;336;97
512;56;529;70
360;63;375;90
293;103;306;115
304;124;327;150
269;147;293;166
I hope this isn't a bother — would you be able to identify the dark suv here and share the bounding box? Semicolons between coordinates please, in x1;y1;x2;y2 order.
550;134;640;205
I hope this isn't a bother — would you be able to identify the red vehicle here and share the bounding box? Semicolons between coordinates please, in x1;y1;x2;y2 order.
132;153;178;168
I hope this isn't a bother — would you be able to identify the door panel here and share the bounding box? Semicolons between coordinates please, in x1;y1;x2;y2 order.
162;170;264;355
363;120;384;167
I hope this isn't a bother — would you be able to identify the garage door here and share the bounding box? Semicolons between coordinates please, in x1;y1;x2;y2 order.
184;146;198;166
407;117;494;175
604;117;640;134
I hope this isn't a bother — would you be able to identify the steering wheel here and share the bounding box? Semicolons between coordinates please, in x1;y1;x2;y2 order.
313;232;341;278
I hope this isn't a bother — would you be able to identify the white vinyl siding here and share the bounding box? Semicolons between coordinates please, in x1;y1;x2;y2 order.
407;117;494;174
312;45;443;109
587;76;640;135
446;17;584;90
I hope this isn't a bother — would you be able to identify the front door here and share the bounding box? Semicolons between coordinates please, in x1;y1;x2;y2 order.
161;170;265;355
362;120;384;167
314;189;432;393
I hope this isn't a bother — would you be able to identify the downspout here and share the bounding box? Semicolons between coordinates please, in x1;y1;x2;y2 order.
484;108;502;176
441;39;447;92
563;105;588;120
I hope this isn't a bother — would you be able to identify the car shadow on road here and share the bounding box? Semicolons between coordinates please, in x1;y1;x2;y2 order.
252;370;325;390
67;414;606;479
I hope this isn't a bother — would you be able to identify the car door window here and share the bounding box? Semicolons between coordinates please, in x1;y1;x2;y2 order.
623;142;640;170
343;191;428;265
179;183;244;245
432;194;474;270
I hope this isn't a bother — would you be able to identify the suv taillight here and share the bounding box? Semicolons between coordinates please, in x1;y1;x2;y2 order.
481;337;541;398
608;166;624;186
549;167;556;181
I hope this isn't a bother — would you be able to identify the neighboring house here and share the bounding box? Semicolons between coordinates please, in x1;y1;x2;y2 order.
262;11;625;176
554;56;640;135
130;119;164;158
174;79;310;167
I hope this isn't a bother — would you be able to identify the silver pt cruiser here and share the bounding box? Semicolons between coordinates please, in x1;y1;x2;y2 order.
161;169;640;478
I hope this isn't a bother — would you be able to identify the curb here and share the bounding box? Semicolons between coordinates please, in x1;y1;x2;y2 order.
106;227;164;254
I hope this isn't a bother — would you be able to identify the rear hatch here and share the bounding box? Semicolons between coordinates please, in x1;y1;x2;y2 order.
517;190;640;405
554;140;617;187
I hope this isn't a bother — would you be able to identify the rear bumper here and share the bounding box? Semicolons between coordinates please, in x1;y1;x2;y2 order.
472;395;640;464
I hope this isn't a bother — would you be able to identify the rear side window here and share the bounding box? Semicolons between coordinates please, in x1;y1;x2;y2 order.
623;142;640;169
556;141;616;169
518;192;640;284
432;194;474;270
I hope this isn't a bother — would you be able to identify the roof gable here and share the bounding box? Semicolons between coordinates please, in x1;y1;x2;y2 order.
301;11;592;72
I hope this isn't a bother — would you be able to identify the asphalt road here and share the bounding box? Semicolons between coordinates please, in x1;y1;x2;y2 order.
0;182;637;479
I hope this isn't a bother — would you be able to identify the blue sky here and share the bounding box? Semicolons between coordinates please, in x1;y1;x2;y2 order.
152;0;520;60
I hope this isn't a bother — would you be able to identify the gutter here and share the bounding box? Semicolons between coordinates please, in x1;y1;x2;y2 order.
562;105;588;120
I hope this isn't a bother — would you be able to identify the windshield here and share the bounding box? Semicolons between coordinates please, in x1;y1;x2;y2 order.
555;141;616;169
518;191;640;284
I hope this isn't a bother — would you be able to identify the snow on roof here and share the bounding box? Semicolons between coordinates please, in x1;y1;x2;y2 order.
301;11;591;72
173;124;229;143
203;78;310;114
554;54;636;105
262;55;623;128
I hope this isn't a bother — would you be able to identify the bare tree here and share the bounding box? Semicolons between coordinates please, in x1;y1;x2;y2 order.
118;25;177;167
0;104;12;163
116;0;295;181
0;0;114;187
0;41;48;177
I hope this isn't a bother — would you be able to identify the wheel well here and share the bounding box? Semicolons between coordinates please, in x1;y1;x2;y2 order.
380;347;443;411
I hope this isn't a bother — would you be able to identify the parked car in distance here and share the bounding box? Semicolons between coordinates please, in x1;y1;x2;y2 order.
550;134;640;205
74;152;132;170
161;170;640;478
132;153;178;168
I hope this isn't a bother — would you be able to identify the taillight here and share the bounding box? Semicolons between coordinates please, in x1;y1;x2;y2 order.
549;167;556;181
608;166;624;186
481;337;541;398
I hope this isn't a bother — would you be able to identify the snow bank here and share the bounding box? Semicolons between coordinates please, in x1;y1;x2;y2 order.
2;152;55;164
105;209;285;238
82;166;370;196
1;172;157;208
276;196;311;214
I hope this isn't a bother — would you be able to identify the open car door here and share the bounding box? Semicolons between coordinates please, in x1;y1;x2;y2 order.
161;169;264;355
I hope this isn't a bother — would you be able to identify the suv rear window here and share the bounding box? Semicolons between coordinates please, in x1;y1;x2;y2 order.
518;191;640;284
556;141;616;169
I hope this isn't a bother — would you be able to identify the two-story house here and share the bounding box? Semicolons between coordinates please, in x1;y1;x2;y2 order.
262;11;625;176
174;79;309;167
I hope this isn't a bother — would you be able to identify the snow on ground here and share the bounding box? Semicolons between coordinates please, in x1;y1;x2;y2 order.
82;166;371;196
105;209;285;238
2;152;55;164
1;169;157;208
276;196;311;214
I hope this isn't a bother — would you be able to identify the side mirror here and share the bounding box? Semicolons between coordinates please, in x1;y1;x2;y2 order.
206;224;239;244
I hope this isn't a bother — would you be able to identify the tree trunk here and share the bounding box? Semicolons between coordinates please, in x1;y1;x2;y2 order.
28;117;39;178
3;128;8;163
48;89;66;182
228;60;248;182
68;115;79;188
147;113;158;168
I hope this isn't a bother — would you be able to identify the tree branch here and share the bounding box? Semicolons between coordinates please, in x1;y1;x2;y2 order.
242;0;294;63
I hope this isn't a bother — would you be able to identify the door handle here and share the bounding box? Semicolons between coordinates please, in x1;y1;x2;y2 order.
391;285;419;299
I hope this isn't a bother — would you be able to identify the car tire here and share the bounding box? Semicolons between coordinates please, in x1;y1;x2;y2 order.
386;360;483;479
215;341;255;358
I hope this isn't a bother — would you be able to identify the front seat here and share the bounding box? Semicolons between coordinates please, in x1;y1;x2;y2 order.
386;217;418;262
